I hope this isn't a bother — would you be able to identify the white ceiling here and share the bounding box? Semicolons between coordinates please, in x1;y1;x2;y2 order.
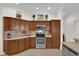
18;3;79;14
1;3;79;21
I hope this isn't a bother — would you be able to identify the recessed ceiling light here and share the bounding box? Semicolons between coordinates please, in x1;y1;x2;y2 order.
47;7;51;10
36;7;39;10
16;3;19;4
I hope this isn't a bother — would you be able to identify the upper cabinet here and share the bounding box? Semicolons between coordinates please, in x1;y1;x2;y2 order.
29;21;50;31
11;18;20;31
3;16;52;32
3;17;20;31
25;21;29;31
3;17;11;31
29;21;36;31
44;21;50;31
20;20;29;31
19;20;26;31
3;17;29;31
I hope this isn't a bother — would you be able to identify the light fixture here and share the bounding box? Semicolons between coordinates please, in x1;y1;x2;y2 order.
16;3;19;4
36;7;39;10
47;7;51;10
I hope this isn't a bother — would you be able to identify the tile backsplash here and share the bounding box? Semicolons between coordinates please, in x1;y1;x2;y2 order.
3;30;30;39
4;31;11;39
4;30;50;39
3;30;37;39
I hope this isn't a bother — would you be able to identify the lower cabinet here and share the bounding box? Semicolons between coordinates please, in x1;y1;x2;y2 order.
4;37;57;55
29;37;36;48
24;38;29;49
4;40;18;55
46;37;60;48
46;37;52;48
4;38;30;55
18;39;25;52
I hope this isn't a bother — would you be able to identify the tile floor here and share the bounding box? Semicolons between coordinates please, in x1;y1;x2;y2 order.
7;49;62;56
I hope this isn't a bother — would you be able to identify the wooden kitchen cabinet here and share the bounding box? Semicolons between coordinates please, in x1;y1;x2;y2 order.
24;38;29;49
29;37;36;48
4;40;18;55
36;21;50;31
18;39;25;52
11;18;20;31
3;17;29;31
3;17;11;31
46;37;52;48
45;21;50;31
4;38;29;55
29;21;51;31
3;17;20;31
29;21;36;30
50;20;60;48
25;21;29;31
20;20;26;31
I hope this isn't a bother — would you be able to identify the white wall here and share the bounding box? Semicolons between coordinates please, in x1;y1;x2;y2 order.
63;14;79;42
2;7;16;17
0;5;4;55
74;19;79;38
2;4;17;17
63;15;76;42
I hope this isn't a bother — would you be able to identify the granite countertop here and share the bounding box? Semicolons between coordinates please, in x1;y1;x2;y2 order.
4;34;52;40
63;42;79;54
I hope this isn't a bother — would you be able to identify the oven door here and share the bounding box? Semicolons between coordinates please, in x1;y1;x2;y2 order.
36;38;46;48
37;39;44;44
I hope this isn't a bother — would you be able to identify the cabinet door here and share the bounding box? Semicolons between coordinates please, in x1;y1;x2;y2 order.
26;38;29;49
18;39;25;52
4;40;9;53
29;21;36;30
4;40;18;55
51;20;60;48
20;20;26;31
8;40;18;54
3;17;11;31
29;21;32;30
45;21;50;31
24;38;29;49
46;37;52;48
25;21;29;31
29;37;36;48
11;18;20;31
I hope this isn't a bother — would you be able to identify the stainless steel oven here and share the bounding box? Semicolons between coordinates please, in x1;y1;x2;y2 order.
37;38;45;44
36;37;46;48
36;25;46;48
